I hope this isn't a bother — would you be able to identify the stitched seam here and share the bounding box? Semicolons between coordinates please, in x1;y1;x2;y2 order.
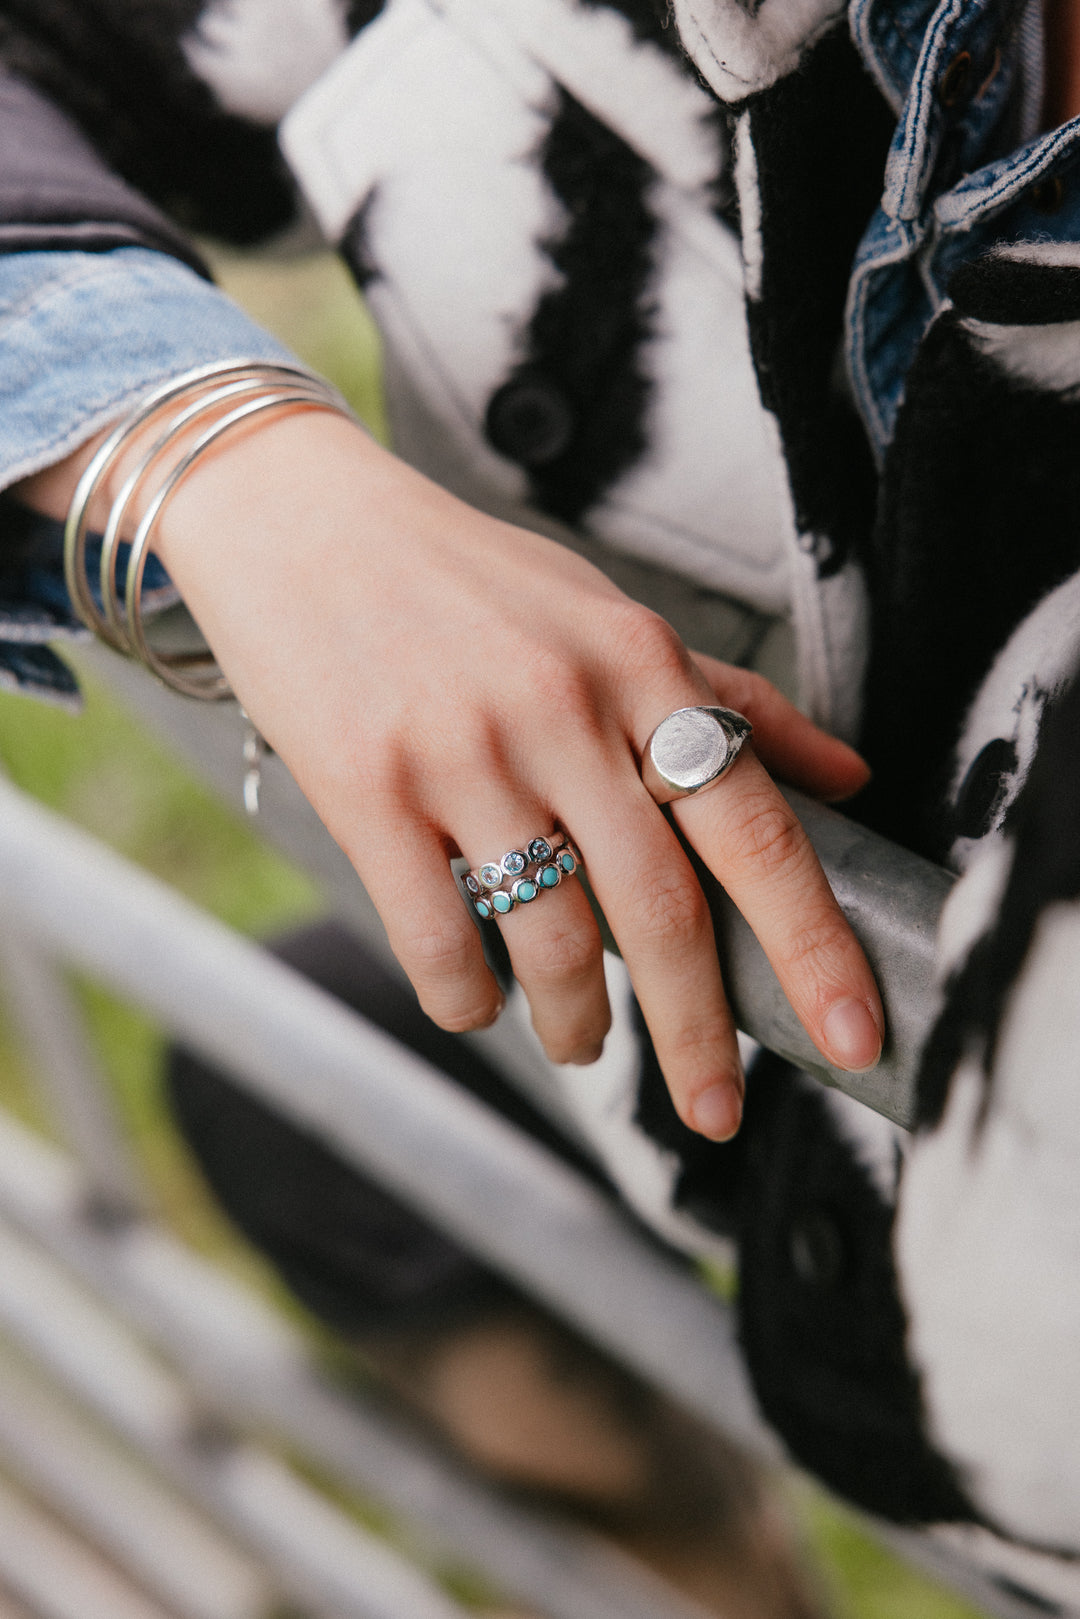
0;251;202;344
845;225;914;460
936;121;1080;223
896;0;966;220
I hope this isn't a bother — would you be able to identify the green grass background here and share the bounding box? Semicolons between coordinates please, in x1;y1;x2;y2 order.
0;250;981;1619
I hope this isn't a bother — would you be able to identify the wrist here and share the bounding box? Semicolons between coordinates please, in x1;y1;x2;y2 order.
12;428;114;522
41;360;362;698
152;407;378;591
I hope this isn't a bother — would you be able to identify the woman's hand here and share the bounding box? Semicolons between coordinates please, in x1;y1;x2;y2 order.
21;409;883;1140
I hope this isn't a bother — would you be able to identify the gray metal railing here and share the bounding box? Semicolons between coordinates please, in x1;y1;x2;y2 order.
0;771;760;1443
0;757;1055;1619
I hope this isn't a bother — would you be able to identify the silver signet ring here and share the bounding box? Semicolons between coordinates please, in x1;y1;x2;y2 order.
641;706;753;805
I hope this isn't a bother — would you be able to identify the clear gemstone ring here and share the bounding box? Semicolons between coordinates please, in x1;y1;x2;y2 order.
463;832;582;921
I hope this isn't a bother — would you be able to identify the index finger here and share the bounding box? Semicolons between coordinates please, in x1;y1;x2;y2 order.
565;770;748;1142
673;747;884;1073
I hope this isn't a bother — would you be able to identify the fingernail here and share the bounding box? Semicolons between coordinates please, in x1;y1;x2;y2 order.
570;1042;605;1067
822;997;882;1071
691;1081;743;1142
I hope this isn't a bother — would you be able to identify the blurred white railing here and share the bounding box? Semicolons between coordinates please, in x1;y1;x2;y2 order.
0;727;1052;1619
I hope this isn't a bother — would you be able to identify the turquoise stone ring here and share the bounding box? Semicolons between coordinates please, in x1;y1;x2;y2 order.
463;831;582;921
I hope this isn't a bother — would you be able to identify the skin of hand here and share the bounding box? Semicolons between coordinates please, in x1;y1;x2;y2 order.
18;408;883;1141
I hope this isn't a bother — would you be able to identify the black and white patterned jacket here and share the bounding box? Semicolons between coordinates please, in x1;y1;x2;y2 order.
2;1;1080;1598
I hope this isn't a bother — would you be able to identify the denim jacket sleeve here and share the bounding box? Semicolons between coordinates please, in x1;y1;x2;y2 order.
0;245;295;705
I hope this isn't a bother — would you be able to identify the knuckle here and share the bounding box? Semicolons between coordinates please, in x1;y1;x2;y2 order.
612;606;692;686
780;907;854;977
393;912;477;984
444;712;506;779
519;644;594;718
667;1016;736;1076
728;795;807;878
351;711;510;806
344;725;411;796
320;735;410;831
634;868;710;952
525;919;599;988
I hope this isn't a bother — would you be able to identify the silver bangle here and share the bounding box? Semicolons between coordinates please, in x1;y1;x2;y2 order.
98;373;316;646
63;358;355;700
66;360;322;645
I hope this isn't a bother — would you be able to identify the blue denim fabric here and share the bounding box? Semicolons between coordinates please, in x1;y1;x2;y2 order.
0;246;292;488
847;0;1080;460
0;245;293;701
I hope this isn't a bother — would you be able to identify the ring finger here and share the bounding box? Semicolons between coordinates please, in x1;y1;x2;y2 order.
458;801;610;1066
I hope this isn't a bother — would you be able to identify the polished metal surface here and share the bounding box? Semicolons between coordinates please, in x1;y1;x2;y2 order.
641;706;753;803
697;789;953;1128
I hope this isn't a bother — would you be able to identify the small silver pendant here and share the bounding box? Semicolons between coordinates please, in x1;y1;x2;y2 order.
241;715;268;817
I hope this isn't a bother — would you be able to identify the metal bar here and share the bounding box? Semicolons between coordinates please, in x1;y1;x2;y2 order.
0;1338;273;1619
0;1209;470;1619
0;1471;179;1619
0;924;145;1216
704;789;953;1127
0;771;764;1448
0;1109;720;1619
0;781;1038;1619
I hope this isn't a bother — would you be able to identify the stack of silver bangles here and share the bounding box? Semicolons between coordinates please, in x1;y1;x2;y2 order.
463;833;582;919
63;357;355;700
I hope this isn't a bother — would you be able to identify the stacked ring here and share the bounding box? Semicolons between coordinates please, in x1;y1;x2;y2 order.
462;833;581;920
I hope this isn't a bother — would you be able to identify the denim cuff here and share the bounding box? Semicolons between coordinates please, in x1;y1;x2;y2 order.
0;245;294;489
0;245;296;702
